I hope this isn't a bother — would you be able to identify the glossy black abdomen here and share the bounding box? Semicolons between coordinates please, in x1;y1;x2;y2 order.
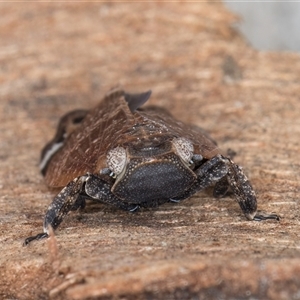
112;154;196;204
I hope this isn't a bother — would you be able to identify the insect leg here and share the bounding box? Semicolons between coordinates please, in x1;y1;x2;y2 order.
70;195;87;211
173;155;229;201
213;176;231;198
84;174;139;211
225;159;279;221
24;175;87;245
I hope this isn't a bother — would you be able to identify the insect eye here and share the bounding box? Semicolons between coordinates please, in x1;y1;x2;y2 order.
106;147;127;176
172;137;194;164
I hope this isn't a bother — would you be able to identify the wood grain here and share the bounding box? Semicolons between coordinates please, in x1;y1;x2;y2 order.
0;3;299;299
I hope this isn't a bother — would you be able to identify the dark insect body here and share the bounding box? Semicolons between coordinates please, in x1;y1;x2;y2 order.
24;88;279;245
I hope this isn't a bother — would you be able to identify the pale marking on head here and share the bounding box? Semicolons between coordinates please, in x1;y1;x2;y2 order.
106;147;127;176
39;142;64;172
172;137;194;165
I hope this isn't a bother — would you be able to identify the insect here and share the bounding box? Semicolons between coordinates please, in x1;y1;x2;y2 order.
24;88;279;245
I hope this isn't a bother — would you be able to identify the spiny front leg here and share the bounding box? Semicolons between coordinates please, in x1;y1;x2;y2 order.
24;175;87;245
213;176;231;198
225;158;279;221
173;155;279;221
24;174;139;245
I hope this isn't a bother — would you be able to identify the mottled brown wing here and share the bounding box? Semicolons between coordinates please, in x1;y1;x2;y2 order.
139;106;221;158
44;89;137;187
44;90;221;188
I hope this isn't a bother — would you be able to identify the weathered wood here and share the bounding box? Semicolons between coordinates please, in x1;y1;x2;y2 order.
0;3;299;299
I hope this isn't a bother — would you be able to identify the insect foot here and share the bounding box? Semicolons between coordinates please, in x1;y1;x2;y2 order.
225;157;280;221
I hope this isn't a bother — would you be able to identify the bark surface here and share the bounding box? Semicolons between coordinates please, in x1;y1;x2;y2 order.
1;3;299;300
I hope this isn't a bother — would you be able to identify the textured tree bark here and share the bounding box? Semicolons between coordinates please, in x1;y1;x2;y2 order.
0;3;299;300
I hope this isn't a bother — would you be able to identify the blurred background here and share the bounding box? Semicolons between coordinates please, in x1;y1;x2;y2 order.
224;1;300;52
